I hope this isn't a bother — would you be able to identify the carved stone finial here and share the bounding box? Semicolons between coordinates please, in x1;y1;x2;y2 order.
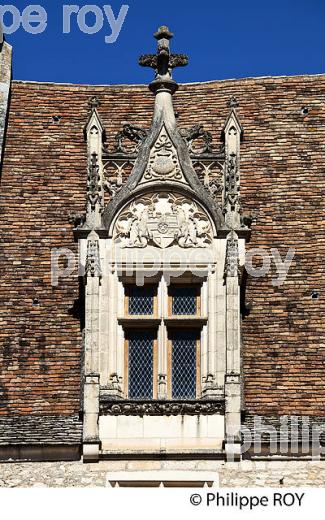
154;26;174;40
228;96;239;109
89;96;101;110
224;152;240;212
223;152;242;229
85;237;102;278
87;152;102;211
139;26;188;94
225;230;239;278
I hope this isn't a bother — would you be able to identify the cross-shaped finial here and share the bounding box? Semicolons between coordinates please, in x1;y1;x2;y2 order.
139;26;188;93
228;96;239;109
89;96;101;110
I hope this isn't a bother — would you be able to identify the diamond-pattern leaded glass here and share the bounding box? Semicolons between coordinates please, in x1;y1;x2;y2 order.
172;287;197;315
172;330;197;399
128;331;154;399
128;286;154;315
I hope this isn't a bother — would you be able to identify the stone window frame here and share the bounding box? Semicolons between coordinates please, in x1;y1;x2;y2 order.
121;276;205;401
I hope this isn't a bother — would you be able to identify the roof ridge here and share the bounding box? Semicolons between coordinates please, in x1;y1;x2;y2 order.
11;72;325;88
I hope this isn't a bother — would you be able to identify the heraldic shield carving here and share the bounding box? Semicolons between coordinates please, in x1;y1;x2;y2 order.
140;127;184;183
113;193;213;249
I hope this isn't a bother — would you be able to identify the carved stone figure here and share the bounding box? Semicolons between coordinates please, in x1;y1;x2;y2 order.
128;207;150;248
114;193;212;249
116;203;151;248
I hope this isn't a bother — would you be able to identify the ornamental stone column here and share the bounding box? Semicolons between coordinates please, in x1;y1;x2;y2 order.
224;231;242;461
83;231;102;462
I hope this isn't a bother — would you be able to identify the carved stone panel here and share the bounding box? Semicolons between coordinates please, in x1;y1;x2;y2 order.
114;192;213;249
140;127;185;184
100;399;225;416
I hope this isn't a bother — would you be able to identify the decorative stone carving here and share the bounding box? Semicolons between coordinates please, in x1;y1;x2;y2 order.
201;374;224;398
225;231;239;278
103;178;122;198
225;372;241;384
224;152;242;229
88;96;101;110
102;159;135;204
87;152;102;211
68;212;86;228
90;124;99;136
84;97;105;157
100;399;224;416
142;127;183;183
228;96;239;109
101;374;123;398
85;239;102;278
158;374;168;399
206;177;223;198
139;49;188;72
139;26;188;75
114;192;213;249
114;123;148;154
193;161;223;197
225;153;239;211
191;159;224;203
180;125;213;154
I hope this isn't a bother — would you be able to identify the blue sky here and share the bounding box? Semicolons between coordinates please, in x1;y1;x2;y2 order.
3;0;325;84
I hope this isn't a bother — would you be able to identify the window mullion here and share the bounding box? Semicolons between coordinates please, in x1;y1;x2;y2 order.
157;275;168;399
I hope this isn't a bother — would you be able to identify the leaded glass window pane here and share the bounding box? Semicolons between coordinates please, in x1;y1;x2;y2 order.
128;331;154;399
172;286;197;315
172;330;197;399
128;286;154;315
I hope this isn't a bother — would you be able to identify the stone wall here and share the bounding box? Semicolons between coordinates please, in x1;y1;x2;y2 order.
0;460;324;487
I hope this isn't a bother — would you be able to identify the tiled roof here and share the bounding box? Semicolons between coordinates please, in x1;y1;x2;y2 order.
0;75;324;424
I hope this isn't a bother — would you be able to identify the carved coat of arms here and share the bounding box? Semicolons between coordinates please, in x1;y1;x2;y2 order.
114;193;212;249
141;127;184;183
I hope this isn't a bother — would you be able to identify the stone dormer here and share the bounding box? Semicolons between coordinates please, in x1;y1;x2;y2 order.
78;27;250;462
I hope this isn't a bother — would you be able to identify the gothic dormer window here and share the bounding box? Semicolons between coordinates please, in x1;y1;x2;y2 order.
78;26;250;463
